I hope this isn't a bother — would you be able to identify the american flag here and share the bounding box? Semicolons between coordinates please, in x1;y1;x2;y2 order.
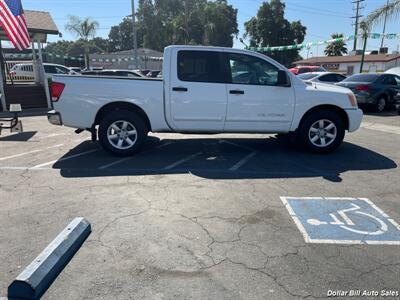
0;0;30;50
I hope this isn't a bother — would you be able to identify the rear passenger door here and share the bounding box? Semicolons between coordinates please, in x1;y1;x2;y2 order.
168;49;227;131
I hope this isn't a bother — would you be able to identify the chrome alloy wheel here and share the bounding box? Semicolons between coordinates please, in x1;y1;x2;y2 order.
308;119;337;148
107;120;138;150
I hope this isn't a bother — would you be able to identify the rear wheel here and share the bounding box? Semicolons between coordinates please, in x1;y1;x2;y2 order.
98;110;148;156
298;110;345;153
375;97;386;112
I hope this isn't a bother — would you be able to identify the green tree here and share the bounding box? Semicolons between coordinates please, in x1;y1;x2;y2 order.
67;39;103;57
324;33;348;56
108;17;144;52
202;0;238;47
45;40;74;56
244;0;306;66
65;15;99;67
109;0;238;52
91;37;110;53
364;0;400;28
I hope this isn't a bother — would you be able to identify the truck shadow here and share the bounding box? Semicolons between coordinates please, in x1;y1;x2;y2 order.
56;136;397;182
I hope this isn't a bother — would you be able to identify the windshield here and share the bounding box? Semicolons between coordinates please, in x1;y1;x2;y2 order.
343;74;380;82
298;73;319;80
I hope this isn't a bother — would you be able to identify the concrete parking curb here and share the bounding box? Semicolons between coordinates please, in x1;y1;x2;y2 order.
7;218;91;300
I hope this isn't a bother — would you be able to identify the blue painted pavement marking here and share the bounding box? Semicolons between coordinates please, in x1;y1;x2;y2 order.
280;197;400;245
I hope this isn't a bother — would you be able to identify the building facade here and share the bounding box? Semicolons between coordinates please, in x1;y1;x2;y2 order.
294;53;400;75
89;48;163;71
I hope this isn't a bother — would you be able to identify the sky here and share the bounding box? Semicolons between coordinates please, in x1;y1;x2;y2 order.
22;0;400;58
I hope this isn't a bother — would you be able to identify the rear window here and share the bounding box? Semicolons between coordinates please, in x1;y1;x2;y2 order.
343;74;380;82
298;73;319;80
177;50;223;83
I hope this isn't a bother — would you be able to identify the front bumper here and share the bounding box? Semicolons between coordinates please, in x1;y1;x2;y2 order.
47;110;63;126
345;108;363;132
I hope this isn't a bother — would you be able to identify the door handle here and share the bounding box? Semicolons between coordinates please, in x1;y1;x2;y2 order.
229;89;244;95
172;87;188;92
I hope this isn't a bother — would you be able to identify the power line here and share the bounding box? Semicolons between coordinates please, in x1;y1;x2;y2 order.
351;0;365;51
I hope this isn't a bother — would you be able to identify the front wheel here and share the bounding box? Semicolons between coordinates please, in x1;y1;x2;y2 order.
298;110;345;153
98;110;148;156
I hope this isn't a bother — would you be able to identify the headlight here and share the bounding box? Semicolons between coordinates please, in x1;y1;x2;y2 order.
347;93;358;108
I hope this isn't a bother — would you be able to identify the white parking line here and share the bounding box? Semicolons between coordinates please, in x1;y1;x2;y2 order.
31;149;99;169
361;122;400;135
164;152;202;170
229;151;257;171
0;144;64;161
98;141;174;170
219;140;255;151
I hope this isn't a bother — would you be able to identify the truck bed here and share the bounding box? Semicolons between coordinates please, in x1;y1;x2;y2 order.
52;74;168;131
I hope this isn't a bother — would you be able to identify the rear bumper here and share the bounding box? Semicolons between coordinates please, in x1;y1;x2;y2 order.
47;110;63;126
345;108;363;132
355;94;375;105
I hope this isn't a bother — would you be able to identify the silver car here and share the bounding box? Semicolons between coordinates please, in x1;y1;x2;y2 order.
298;72;347;85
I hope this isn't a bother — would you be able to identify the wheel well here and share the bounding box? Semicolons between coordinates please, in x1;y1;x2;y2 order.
94;102;152;131
378;94;388;100
300;105;349;130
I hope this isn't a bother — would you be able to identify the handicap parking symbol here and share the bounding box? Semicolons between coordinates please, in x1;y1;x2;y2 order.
281;197;400;245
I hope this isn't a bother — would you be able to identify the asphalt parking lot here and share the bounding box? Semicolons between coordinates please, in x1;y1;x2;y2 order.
0;112;399;299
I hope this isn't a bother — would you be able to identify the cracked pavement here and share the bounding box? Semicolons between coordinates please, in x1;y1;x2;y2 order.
0;113;399;299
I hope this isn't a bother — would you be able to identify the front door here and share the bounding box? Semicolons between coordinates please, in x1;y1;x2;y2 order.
223;52;295;132
168;49;227;131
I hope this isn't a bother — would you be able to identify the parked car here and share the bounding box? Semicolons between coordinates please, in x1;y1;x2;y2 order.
81;69;144;78
336;73;400;112
10;63;77;79
298;72;347;84
385;67;400;76
68;67;82;74
147;70;161;78
395;98;400;115
47;45;363;156
288;65;327;75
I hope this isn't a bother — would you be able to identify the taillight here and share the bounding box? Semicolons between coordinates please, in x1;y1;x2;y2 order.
355;84;370;91
51;82;65;102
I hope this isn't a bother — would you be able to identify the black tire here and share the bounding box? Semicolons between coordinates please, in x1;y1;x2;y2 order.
298;110;345;153
374;96;386;112
98;109;148;156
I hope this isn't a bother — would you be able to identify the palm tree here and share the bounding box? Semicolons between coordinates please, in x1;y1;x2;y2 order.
65;16;99;68
324;33;348;56
364;0;400;28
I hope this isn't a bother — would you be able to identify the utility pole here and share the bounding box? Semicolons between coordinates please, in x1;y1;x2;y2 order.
380;0;390;49
359;21;368;73
184;0;189;44
131;0;138;69
351;0;365;51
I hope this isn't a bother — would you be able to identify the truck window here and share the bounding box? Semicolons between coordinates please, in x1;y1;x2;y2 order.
227;53;279;86
177;50;223;83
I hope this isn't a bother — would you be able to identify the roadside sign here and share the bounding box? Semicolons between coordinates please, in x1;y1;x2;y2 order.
281;197;400;245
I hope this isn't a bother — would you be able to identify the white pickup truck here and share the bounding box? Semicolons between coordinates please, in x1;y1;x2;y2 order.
47;45;363;156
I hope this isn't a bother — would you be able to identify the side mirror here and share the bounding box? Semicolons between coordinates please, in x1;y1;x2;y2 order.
277;70;290;86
